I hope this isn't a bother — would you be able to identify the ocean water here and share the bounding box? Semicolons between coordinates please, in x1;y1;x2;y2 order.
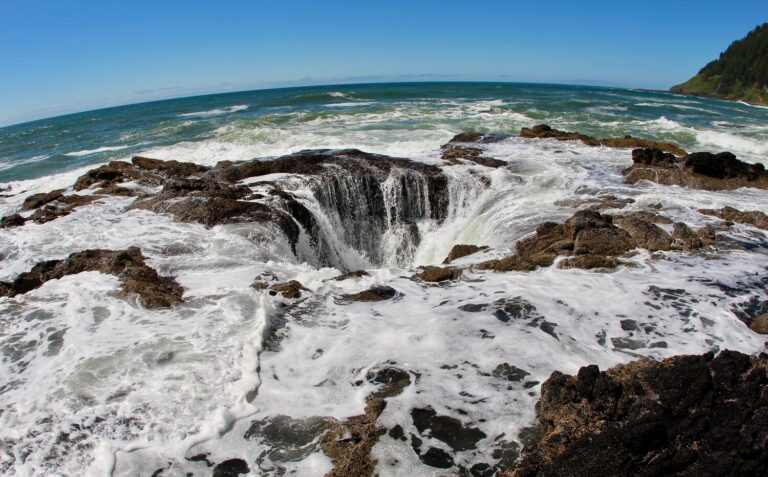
1;82;768;476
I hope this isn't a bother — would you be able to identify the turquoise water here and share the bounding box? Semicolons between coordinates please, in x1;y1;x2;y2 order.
2;82;767;183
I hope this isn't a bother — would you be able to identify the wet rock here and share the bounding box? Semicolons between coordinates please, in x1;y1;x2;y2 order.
366;367;411;397
477;211;636;272
0;247;183;308
211;458;250;477
505;350;768;477
411;407;487;452
521;125;686;156
441;145;507;168
74;157;209;191
558;255;622;270
492;363;531;382
268;280;309;299
672;222;704;250
618;210;673;224
321;398;387;477
624;148;768;190
340;286;397;302
470;462;495;476
699;206;768;230
21;189;65;210
749;313;768;334
411;266;463;282
443;244;489;264
0;213;26;229
244;415;329;464
419;447;454;468
444;132;510;144
26;194;99;224
613;216;673;251
331;270;370;281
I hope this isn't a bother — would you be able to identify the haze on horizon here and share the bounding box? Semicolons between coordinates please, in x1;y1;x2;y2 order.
1;0;766;127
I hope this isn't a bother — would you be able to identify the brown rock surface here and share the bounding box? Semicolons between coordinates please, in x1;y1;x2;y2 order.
268;280;309;299
443;244;488;263
521;125;687;156
340;286;397;302
699;206;768;230
613;216;673;251
750;313;768;334
505;350;768;477
411;266;463;282
321;398;387;477
0;247;183;308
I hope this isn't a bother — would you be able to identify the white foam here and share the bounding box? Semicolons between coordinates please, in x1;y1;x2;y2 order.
64;145;130;157
178;104;250;118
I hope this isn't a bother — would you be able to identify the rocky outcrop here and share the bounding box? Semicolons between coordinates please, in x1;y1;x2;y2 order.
0;213;26;228
251;279;309;299
476;211;635;272
624;148;768;190
340;286;397;302
74;156;209;192
0;247;183;308
443;132;510;145
699;206;768;230
521;125;687;156
321;398;387;477
440;145;507;168
411;266;463;282
506;350;768;477
331;270;370;281
443;244;488;264
612;216;673;251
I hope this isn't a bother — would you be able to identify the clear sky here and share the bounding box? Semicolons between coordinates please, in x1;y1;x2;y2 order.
1;0;767;126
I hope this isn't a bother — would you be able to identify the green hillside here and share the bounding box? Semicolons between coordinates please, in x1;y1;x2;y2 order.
671;23;768;105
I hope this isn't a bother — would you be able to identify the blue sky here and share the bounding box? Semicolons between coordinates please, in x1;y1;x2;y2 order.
1;0;766;126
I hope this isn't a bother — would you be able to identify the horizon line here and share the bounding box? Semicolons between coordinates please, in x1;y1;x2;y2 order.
0;77;658;129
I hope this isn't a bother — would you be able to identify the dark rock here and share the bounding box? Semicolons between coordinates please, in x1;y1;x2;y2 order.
340;286;397;302
211;458;250;477
557;255;623;270
0;247;183;308
411;266;463;282
624;148;768;190
0;213;26;228
366;367;411;397
441;145;507;168
268;280;309;299
411;407;487;451
419;447;454;468
505;350;768;477
492;363;531;382
444;132;509;145
521;125;686;156
443;244;489;264
470;462;495;477
699;206;768;230
21;189;65;210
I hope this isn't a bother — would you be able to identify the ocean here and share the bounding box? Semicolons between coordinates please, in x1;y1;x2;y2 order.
1;82;767;476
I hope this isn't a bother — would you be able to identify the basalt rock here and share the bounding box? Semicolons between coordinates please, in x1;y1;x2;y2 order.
443;244;489;264
321;398;387;477
443;132;510;145
21;189;66;210
268;280;309;299
672;222;704;250
624;149;768;190
505;350;768;477
477;211;645;272
411;266;463;282
520;125;687;156
73;157;209;191
331;270;370;281
612;216;673;251
441;145;507;168
0;214;26;229
699;206;768;230
340;286;397;302
0;247;183;308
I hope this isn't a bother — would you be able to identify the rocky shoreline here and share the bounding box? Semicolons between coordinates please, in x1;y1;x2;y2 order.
1;125;767;476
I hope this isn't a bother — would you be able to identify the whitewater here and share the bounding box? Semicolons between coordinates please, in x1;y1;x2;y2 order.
0;82;767;476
